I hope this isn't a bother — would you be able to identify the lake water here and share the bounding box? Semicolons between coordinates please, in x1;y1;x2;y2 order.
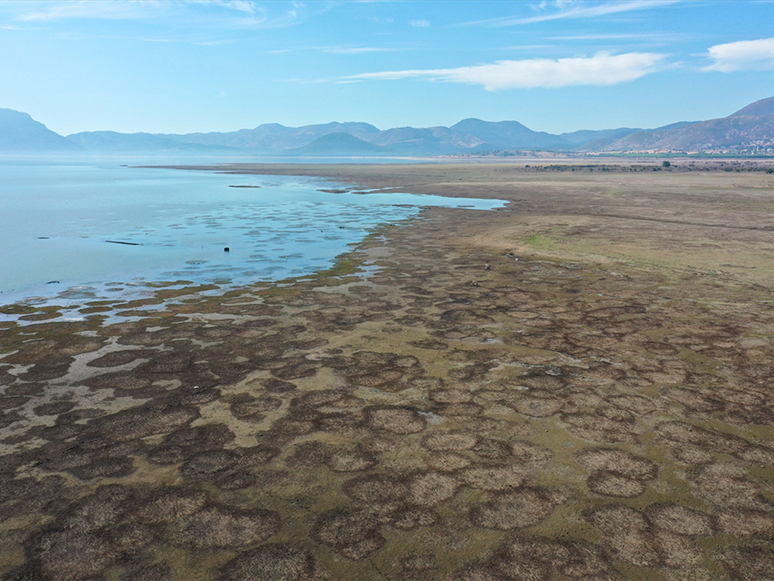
0;156;505;309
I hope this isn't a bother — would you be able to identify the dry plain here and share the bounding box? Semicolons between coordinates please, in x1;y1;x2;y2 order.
1;161;774;580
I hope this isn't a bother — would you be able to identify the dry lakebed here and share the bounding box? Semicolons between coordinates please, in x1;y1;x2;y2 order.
1;161;774;580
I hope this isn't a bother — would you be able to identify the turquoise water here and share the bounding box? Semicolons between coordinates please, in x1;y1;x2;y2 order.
0;156;505;307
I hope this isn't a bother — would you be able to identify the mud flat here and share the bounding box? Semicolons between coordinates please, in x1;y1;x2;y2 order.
1;161;774;580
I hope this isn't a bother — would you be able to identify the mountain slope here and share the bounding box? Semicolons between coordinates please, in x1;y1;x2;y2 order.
286;132;393;156
451;118;565;149
0;108;82;151
66;131;236;152
602;104;774;152
729;96;774;121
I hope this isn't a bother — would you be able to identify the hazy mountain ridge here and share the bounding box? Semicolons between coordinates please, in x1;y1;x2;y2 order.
3;96;773;155
0;108;82;151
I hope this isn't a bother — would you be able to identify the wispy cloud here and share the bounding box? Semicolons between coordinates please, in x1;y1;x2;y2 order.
346;51;666;90
13;0;325;30
322;46;397;54
464;0;681;26
704;37;774;72
17;1;160;21
409;19;430;27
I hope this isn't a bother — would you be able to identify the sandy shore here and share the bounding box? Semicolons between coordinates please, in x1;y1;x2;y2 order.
1;162;773;580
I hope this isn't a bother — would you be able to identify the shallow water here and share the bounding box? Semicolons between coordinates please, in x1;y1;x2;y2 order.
0;156;504;308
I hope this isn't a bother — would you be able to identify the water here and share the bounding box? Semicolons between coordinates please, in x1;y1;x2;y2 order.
0;156;505;309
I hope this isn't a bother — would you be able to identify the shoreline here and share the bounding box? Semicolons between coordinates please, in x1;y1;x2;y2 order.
1;163;774;580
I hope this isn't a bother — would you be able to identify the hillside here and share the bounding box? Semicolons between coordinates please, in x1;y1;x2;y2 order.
285;132;393;156
0;108;81;151
601;96;774;153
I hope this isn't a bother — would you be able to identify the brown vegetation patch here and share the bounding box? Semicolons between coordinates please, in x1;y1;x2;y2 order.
409;471;459;506
460;466;525;491
167;505;281;548
716;543;774;580
644;503;714;536
86;349;154;368
584;504;661;568
575;447;657;480
366;406;426;434
217;544;317;581
561;412;639;444
423;432;477;451
471;487;558;530
343;474;409;503
311;508;386;560
586;472;644;498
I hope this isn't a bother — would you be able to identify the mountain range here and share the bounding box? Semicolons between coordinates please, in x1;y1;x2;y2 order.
2;96;773;156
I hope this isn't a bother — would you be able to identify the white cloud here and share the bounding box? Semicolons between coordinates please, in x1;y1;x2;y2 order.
704;37;774;72
465;0;680;26
347;51;665;90
410;19;430;27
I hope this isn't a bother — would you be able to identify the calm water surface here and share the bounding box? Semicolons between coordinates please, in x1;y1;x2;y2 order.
0;156;504;308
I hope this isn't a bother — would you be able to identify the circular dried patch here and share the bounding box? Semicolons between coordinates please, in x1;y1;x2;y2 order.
286;441;331;469
471;488;555;530
82;372;153;392
409;472;459;506
606;394;656;415
343;474;408;503
512;397;563;418
327;447;375;472
427;452;471;472
181;450;239;477
511;441;554;464
367;407;426;434
312;508;385;560
423;432;477;451
264;379;296;393
390;508;436;529
587;471;646;498
32;530;119;581
717;509;774;536
716;543;774;581
670;445;716;465
460;466;525;491
584;504;661;568
137;488;209;524
561;413;639;444
168;506;281;548
431;389;473;404
217;544;316;581
488;536;564;581
645;503;714;536
575;448;657;481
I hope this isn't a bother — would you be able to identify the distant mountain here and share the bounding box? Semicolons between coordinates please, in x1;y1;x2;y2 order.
164;122;382;151
559;127;641;146
66;131;237;152
452;118;566;149
286;132;393;156
3;96;774;156
600;96;774;153
369;126;485;155
0;108;81;151
729;96;774;121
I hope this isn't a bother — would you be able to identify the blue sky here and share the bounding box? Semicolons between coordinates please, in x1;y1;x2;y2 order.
1;1;773;135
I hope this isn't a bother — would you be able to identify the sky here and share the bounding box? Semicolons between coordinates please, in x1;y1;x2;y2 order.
1;0;773;135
